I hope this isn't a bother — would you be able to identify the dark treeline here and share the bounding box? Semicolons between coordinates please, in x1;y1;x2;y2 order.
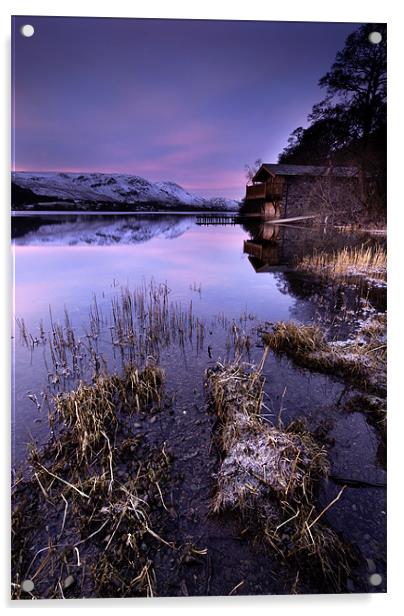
279;24;386;220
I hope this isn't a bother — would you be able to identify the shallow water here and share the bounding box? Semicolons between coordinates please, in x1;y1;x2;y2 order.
11;213;387;595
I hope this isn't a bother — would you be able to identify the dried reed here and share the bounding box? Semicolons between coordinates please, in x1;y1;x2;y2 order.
297;245;386;281
11;359;171;599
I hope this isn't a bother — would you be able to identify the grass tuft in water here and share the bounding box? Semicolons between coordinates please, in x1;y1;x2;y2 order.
261;316;386;397
297;244;386;282
206;357;352;591
52;363;164;463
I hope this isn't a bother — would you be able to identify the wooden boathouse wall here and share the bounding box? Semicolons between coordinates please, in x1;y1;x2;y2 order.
242;163;359;220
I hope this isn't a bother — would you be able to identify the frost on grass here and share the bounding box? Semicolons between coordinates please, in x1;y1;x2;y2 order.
262;315;386;397
206;360;351;590
208;362;327;516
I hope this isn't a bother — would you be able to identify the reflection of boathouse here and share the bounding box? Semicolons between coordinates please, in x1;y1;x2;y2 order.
242;163;358;220
242;219;368;274
243;222;281;272
244;220;318;273
244;239;280;272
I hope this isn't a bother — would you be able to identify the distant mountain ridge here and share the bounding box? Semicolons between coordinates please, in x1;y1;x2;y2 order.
12;172;239;211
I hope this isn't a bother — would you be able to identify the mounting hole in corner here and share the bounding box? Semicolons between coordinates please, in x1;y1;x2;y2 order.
368;31;382;45
20;24;35;38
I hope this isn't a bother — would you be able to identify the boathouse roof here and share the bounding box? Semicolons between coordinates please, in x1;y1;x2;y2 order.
253;163;358;182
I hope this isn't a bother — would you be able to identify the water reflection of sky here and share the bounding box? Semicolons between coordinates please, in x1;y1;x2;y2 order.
13;217;295;459
12;217;298;462
13;222;295;329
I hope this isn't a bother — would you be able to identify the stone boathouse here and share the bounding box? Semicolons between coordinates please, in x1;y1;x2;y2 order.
242;163;359;219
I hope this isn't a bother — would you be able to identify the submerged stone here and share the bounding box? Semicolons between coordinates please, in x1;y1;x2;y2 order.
62;575;75;590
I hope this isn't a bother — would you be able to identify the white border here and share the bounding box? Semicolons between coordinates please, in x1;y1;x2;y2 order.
1;1;402;613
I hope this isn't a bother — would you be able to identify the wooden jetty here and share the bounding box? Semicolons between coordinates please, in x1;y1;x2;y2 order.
196;213;318;226
196;214;239;226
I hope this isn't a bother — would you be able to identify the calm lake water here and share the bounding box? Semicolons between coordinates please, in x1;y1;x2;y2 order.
11;213;387;593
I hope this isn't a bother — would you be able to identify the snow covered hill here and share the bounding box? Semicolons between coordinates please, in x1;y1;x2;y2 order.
12;172;239;211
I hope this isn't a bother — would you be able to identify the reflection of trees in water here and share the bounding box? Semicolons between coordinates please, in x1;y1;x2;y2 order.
273;268;386;337
242;219;386;271
276;263;386;315
272;271;325;299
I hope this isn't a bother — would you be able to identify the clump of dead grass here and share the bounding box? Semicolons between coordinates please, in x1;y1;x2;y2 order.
261;322;328;356
52;363;163;462
206;359;351;591
261;316;386;397
297;244;386;282
11;362;171;599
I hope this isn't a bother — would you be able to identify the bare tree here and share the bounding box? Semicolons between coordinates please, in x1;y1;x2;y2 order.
244;158;263;183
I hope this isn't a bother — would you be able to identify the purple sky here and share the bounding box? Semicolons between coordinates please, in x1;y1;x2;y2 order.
12;17;360;198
